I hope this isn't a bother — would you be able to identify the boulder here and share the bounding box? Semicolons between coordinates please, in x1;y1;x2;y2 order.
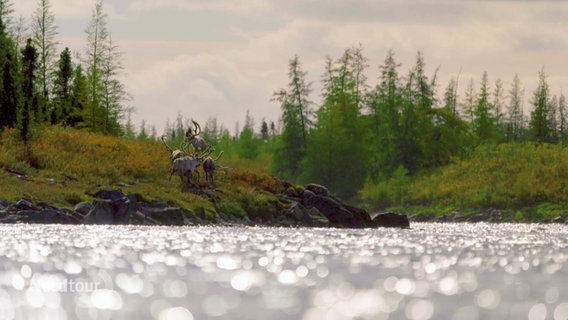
372;212;410;228
13;199;36;211
10;210;54;223
74;201;93;215
147;208;185;226
343;203;372;225
111;197;137;224
302;194;354;226
82;200;115;224
306;207;330;226
287;202;309;223
305;184;330;197
82;198;137;225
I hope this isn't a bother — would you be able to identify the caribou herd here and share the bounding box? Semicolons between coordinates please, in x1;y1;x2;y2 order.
162;120;228;189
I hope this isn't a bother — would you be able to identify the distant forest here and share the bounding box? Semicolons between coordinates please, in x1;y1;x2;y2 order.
271;46;566;199
1;1;566;200
0;0;129;138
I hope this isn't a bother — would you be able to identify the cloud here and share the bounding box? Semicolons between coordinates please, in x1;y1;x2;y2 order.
128;0;272;15
15;0;568;134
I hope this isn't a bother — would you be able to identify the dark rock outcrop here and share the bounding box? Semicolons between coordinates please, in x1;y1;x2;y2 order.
372;212;410;228
0;182;411;228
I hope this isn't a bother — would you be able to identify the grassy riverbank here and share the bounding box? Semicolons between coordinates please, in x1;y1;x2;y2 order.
2;127;567;222
360;142;568;221
0;126;283;221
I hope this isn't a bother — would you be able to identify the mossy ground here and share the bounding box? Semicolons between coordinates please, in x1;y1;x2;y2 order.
0;126;283;221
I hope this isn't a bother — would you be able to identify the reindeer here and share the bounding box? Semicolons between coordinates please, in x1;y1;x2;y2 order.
202;151;224;185
161;136;186;163
171;155;198;186
184;120;210;153
170;149;213;188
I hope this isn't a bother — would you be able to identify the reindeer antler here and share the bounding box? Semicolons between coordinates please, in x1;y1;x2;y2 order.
160;135;174;153
192;120;202;136
195;148;214;162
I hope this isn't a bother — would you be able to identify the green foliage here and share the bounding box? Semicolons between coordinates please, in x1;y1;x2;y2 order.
215;197;247;218
272;55;312;180
0;15;22;129
301;47;368;199
529;68;555;143
237;125;259;160
0;126;281;219
361;142;568;216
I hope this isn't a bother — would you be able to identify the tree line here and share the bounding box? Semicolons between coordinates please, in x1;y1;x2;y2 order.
0;0;128;141
272;46;568;199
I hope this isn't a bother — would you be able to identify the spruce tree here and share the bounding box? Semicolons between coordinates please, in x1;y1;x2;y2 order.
272;55;312;179
506;74;525;142
19;38;37;143
302;48;368;199
529;68;552;143
52;47;73;124
0;15;21;128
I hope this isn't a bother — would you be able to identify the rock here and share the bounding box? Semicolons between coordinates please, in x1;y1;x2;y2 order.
46;178;56;185
305;184;330;197
306;207;329;226
302;194;354;226
14;199;36;211
300;189;316;201
553;214;568;223
11;209;58;224
57;208;82;224
343;203;372;225
287;202;308;222
0;200;8;210
37;202;58;210
74;202;93;215
147;208;185;226
82;200;115;224
148;200;168;209
111;197;137;224
94;189;125;201
372;212;410;228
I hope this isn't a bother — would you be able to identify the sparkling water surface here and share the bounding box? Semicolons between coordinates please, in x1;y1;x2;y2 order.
0;223;567;320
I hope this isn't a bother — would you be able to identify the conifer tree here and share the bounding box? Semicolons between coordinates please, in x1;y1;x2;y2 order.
506;74;525;142
67;65;87;127
529;68;553;143
272;55;312;179
302;48;368;198
443;78;458;116
19;38;37;143
366;49;402;177
472;72;498;143
0;15;21;128
238;110;260;159
52;47;73;124
558;94;567;145
83;0;108;132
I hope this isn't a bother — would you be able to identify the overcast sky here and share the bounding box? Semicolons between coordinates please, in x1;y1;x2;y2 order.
12;0;568;135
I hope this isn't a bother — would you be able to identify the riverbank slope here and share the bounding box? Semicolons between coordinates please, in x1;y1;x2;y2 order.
0;127;408;228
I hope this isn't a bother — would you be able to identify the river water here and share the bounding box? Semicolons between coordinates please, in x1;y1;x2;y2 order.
0;223;567;320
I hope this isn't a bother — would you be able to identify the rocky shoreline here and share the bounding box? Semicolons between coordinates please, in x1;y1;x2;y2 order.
410;208;568;224
0;185;411;228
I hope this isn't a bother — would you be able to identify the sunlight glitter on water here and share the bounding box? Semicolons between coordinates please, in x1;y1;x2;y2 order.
0;223;567;319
